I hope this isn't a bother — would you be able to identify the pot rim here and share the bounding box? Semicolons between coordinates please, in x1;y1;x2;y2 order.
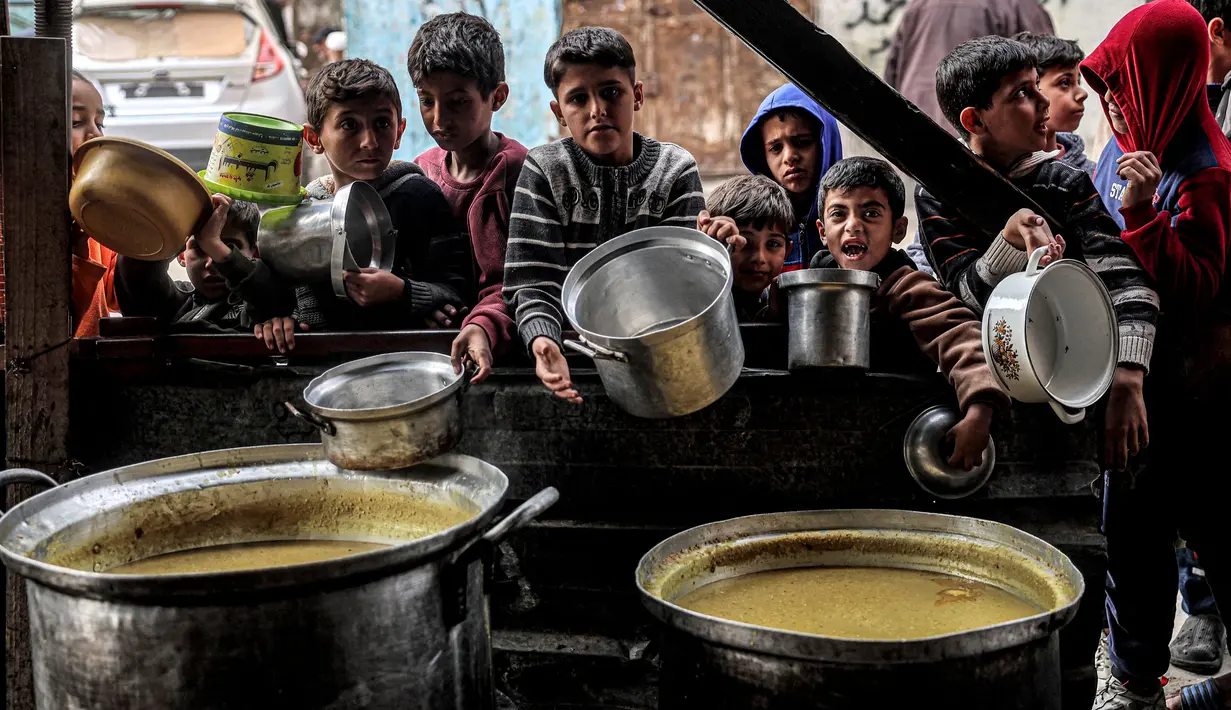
329;181;397;300
776;268;880;290
636;509;1084;664
0;445;506;601
303;351;465;420
562;227;734;348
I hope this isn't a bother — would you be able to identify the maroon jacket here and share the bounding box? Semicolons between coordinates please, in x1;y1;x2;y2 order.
885;0;1054;134
416;134;528;352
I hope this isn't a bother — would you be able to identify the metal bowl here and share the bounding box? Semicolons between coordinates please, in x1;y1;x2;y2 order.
903;405;996;499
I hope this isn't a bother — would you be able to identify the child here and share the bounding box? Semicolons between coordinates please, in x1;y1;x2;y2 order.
705;175;793;322
1080;4;1231;708
502;27;705;403
408;12;528;384
1192;0;1231;137
1014;32;1093;175
69;70;120;338
735;84;843;271
916;35;1159;474
814;157;1008;469
115;195;278;331
255;59;472;351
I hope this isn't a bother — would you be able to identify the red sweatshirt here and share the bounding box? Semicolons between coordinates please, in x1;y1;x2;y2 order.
1083;0;1231;314
416;134;528;352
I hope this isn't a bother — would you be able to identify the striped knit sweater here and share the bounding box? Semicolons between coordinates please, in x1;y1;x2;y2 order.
916;157;1160;371
502;134;705;349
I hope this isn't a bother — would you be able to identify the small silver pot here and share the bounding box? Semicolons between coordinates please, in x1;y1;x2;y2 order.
256;180;396;299
285;352;468;471
560;227;744;419
777;268;880;370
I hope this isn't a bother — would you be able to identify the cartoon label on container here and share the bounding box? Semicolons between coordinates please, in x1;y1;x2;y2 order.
205;113;304;199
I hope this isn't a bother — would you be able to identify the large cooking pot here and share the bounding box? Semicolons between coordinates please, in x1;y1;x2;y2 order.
284;351;468;470
637;510;1083;709
560;226;744;418
257;180;396;299
983;246;1117;424
777;268;880;369
0;445;558;710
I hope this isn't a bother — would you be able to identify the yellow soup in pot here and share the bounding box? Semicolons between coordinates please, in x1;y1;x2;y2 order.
675;566;1042;640
107;540;391;575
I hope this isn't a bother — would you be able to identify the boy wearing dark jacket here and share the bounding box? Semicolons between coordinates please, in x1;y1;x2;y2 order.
916;35;1159;474
814;157;1009;469
1080;3;1231;707
409;12;528;383
737;84;843;272
116;195;277;331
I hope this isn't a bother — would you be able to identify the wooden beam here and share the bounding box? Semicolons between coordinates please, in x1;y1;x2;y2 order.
2;36;73;710
690;0;1061;234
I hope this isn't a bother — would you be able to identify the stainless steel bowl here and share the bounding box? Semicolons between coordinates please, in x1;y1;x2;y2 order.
903;405;996;499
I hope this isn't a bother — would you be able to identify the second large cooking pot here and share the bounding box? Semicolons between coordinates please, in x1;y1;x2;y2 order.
638;510;1083;709
0;445;558;710
560;227;744;418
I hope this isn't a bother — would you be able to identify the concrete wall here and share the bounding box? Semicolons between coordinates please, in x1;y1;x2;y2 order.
345;0;562;162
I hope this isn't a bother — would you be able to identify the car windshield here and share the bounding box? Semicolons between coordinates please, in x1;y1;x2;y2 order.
75;8;254;61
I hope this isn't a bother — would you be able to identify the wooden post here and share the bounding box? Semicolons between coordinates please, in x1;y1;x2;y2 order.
690;0;1061;235
2;36;73;710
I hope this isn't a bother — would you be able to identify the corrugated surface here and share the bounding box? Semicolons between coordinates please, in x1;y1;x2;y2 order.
345;0;562;161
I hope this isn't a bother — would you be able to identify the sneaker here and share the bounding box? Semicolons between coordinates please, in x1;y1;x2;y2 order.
1170;614;1226;675
1092;674;1165;710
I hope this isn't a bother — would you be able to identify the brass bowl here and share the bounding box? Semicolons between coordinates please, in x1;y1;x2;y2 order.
70;137;213;261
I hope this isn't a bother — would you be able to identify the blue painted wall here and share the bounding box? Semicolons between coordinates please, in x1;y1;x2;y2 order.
345;0;562;161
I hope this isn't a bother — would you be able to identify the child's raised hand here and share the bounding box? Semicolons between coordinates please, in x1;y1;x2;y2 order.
946;402;993;471
195;193;234;261
254;317;308;353
531;337;582;404
697;210;746;250
343;268;405;307
1116;151;1162;209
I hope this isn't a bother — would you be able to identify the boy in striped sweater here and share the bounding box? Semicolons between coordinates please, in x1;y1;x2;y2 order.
503;27;707;403
915;36;1160;472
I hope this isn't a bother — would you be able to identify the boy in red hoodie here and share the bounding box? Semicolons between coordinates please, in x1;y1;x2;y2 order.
1081;2;1231;708
409;12;528;383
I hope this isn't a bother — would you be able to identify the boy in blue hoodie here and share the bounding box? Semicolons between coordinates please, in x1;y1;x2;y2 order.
736;84;843;271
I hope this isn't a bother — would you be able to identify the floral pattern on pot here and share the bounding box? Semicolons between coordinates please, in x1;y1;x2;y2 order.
990;319;1021;382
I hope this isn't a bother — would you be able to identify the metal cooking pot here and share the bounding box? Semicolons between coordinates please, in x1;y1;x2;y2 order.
257;180;396;299
0;445;559;710
903;405;997;499
777;268;880;370
638;510;1083;709
560;227;744;418
285;351;468;471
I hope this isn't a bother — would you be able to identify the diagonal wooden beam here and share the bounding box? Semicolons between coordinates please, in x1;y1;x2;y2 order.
692;0;1061;235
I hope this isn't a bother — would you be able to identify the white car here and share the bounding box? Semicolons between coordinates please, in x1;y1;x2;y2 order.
72;0;313;173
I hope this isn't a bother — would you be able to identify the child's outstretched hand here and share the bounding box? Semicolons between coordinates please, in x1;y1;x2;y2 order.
1104;365;1148;471
255;317;309;353
451;324;493;384
343;268;405;307
195;193;234;261
531;337;582;404
1117;151;1162;210
946;402;993;471
697;210;745;250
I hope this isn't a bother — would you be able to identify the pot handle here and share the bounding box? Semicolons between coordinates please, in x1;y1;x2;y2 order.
282;402;337;436
563;337;629;363
481;487;560;547
442;487;559;627
0;468;58;490
1049;401;1086;425
1025;245;1050;277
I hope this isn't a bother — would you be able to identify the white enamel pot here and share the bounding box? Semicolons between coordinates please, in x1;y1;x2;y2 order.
982;246;1118;424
